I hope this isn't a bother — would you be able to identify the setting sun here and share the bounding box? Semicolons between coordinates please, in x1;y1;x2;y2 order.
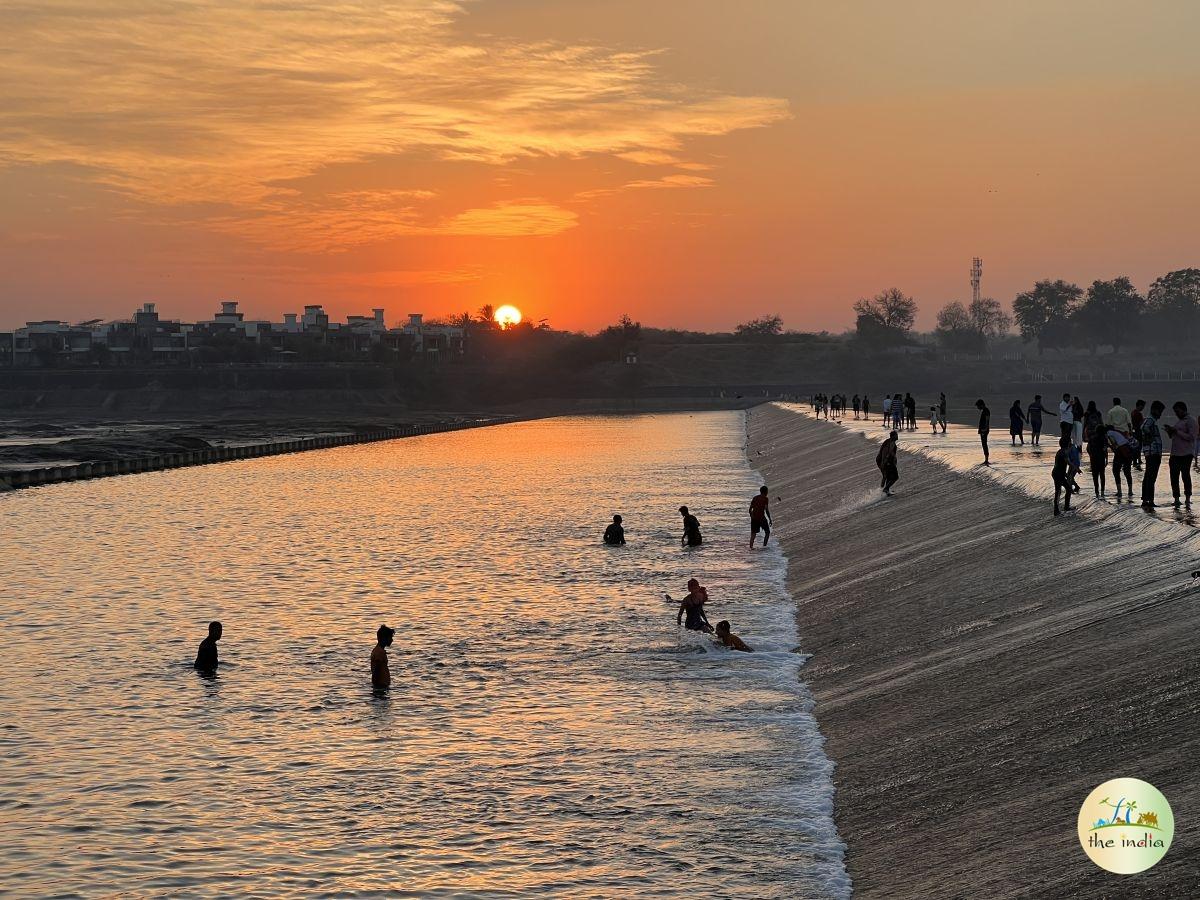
494;305;523;329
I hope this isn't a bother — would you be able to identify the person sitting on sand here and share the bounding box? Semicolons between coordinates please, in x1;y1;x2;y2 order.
603;514;626;546
194;621;222;673
679;505;703;547
748;486;771;549
714;620;753;652
675;578;714;633
371;624;394;688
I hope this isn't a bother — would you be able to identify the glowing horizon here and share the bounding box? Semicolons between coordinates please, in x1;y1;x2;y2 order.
2;1;1199;333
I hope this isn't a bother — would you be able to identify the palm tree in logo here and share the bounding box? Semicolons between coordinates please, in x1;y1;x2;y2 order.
1098;797;1137;825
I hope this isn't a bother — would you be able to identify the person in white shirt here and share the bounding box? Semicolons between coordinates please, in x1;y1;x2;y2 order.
1058;393;1073;442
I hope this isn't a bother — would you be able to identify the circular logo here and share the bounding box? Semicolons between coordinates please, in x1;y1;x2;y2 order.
1078;778;1173;874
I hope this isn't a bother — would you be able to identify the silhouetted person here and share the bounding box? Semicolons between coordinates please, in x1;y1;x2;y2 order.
371;624;394;688
1108;426;1134;499
1072;396;1085;447
748;486;771;548
1058;392;1073;442
1052;437;1072;516
877;430;899;495
938;392;947;433
1086;424;1107;497
862;395;870;420
1164;401;1197;507
679;505;702;546
1009;400;1026;445
976;399;991;464
603;514;626;545
195;621;222;672
675;578;713;633
904;393;916;431
1141;401;1165;507
1028;394;1045;446
1082;400;1103;445
1131;400;1147;470
852;394;861;418
715;620;753;652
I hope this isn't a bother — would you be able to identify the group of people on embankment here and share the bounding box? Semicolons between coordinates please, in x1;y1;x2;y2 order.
811;389;1200;517
811;392;950;433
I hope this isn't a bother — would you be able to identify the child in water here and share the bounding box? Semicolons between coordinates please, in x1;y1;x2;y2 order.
715;620;753;652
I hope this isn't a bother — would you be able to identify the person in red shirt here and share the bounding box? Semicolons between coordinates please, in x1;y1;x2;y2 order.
748;485;771;549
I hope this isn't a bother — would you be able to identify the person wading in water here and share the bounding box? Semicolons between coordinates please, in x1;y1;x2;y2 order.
679;506;703;547
673;578;714;633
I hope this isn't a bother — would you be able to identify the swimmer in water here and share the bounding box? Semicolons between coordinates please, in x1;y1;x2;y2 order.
603;514;626;545
371;624;394;688
675;578;714;633
194;620;222;672
679;506;703;547
714;620;753;652
748;485;771;549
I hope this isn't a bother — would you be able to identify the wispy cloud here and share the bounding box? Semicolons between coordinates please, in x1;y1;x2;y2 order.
0;1;789;250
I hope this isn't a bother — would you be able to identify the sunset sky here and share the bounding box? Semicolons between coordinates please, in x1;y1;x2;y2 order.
2;1;1198;332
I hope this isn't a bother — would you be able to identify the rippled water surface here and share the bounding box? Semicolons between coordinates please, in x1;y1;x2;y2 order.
1;412;847;898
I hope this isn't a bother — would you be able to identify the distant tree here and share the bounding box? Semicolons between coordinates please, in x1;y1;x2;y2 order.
1012;279;1082;355
475;305;497;330
853;288;917;333
968;297;1012;338
853;288;917;348
935;301;985;352
1147;268;1200;345
1074;276;1145;353
734;314;784;339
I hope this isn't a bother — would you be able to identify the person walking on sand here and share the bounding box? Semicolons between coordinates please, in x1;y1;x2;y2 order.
748;486;771;549
715;620;753;652
929;405;939;433
1082;400;1103;445
1009;400;1026;446
194;621;222;673
853;394;861;419
679;505;703;546
603;514;626;546
371;624;394;689
938;392;948;434
1141;401;1165;507
1086;423;1108;497
877;430;900;495
1028;394;1045;446
1130;400;1146;470
862;395;870;421
1052;437;1073;516
904;393;917;431
675;578;714;633
1164;402;1197;507
976;399;991;465
881;394;892;429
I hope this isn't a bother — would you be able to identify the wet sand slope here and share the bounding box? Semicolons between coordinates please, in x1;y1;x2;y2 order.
747;403;1199;897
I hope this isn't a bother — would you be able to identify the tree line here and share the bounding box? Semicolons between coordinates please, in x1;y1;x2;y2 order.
850;268;1200;355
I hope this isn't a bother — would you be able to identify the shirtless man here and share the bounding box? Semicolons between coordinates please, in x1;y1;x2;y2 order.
715;620;753;652
194;621;222;673
673;578;714;633
371;624;394;688
748;485;771;549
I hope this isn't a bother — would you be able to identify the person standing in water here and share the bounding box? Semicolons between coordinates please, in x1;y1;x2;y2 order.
715;620;753;652
1028;394;1045;446
1058;393;1074;443
1009;400;1026;446
371;624;394;688
748;486;771;549
976;399;991;465
679;506;703;546
675;578;714;633
938;392;948;434
1141;401;1165;507
877;430;899;495
1086;423;1108;497
603;514;626;545
194;621;222;673
862;395;870;421
1164;401;1197;507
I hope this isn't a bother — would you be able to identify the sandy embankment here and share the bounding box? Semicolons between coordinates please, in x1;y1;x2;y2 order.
747;403;1199;897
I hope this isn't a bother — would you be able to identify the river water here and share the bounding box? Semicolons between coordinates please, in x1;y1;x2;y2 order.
0;412;848;898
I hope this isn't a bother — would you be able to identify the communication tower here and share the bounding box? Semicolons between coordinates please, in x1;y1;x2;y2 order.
970;257;983;305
